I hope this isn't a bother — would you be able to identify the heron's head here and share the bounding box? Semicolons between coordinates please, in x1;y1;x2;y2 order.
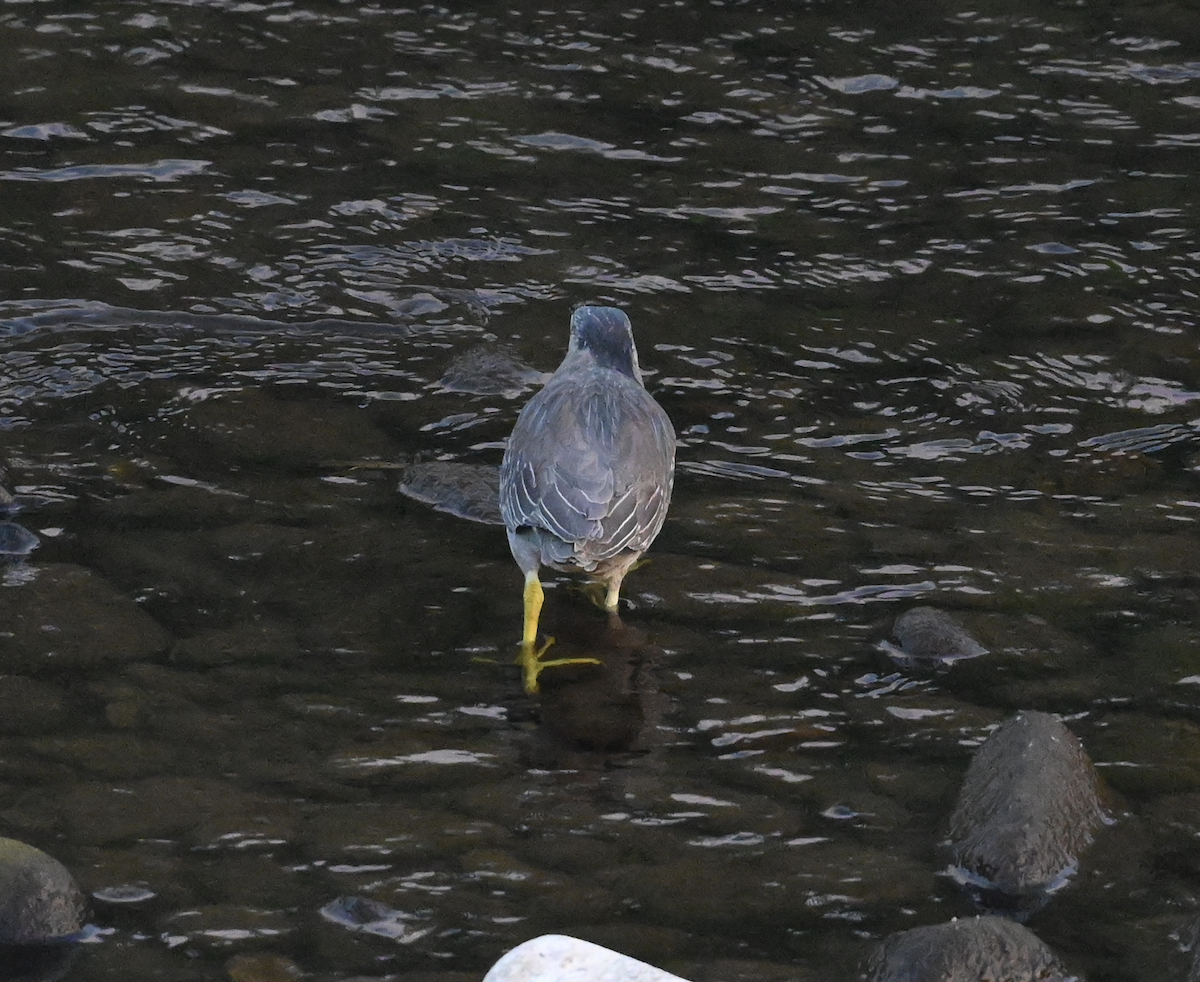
568;305;640;380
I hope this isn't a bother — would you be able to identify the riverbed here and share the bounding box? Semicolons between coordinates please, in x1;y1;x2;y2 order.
2;1;1200;980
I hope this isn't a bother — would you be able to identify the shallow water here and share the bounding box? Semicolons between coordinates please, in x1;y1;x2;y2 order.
3;1;1200;980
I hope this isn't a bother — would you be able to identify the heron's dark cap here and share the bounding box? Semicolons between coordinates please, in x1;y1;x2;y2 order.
569;305;639;379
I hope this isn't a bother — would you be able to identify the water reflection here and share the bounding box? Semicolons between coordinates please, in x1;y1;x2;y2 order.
532;612;666;756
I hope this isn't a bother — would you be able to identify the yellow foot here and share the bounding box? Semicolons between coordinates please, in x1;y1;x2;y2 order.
517;637;601;694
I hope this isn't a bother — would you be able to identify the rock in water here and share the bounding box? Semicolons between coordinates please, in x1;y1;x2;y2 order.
881;606;988;666
0;521;39;558
398;462;503;525
318;895;431;943
0;838;86;944
948;711;1105;917
438;343;548;397
866;916;1076;982
483;934;691;982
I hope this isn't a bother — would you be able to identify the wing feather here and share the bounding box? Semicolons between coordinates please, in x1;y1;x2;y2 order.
500;361;676;568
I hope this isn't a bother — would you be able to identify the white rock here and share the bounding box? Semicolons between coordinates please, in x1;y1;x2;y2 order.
482;934;691;982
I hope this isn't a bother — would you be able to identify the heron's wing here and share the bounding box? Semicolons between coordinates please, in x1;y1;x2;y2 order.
584;398;675;561
500;370;675;561
499;382;607;544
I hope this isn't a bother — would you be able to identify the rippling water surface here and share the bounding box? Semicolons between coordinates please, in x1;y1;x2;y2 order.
3;1;1200;980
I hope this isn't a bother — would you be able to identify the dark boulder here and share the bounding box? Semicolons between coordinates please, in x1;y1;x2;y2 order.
866;915;1077;981
947;711;1105;917
0;838;86;944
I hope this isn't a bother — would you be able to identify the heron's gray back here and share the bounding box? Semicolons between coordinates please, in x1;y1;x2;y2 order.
500;363;675;571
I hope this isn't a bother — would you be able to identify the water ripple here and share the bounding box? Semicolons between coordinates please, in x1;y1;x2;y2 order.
0;159;211;183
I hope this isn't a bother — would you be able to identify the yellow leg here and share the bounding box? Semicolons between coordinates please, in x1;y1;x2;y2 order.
517;570;601;694
522;570;544;647
591;557;649;612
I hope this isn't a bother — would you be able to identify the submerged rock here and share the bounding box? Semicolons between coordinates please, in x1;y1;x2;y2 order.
483;934;690;982
398;461;503;525
0;943;80;982
171;621;299;667
165;387;396;472
5;563;171;670
225;952;303;982
318;896;432;943
0;678;69;736
0;521;39;558
1085;714;1200;796
947;711;1105;917
92;884;156;905
880;606;988;666
438;343;547;397
866;916;1076;982
0;838;86;944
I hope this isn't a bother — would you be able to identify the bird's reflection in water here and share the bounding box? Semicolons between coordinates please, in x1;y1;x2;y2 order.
519;605;668;758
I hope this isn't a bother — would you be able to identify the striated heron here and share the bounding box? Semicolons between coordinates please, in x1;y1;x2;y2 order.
499;305;676;693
